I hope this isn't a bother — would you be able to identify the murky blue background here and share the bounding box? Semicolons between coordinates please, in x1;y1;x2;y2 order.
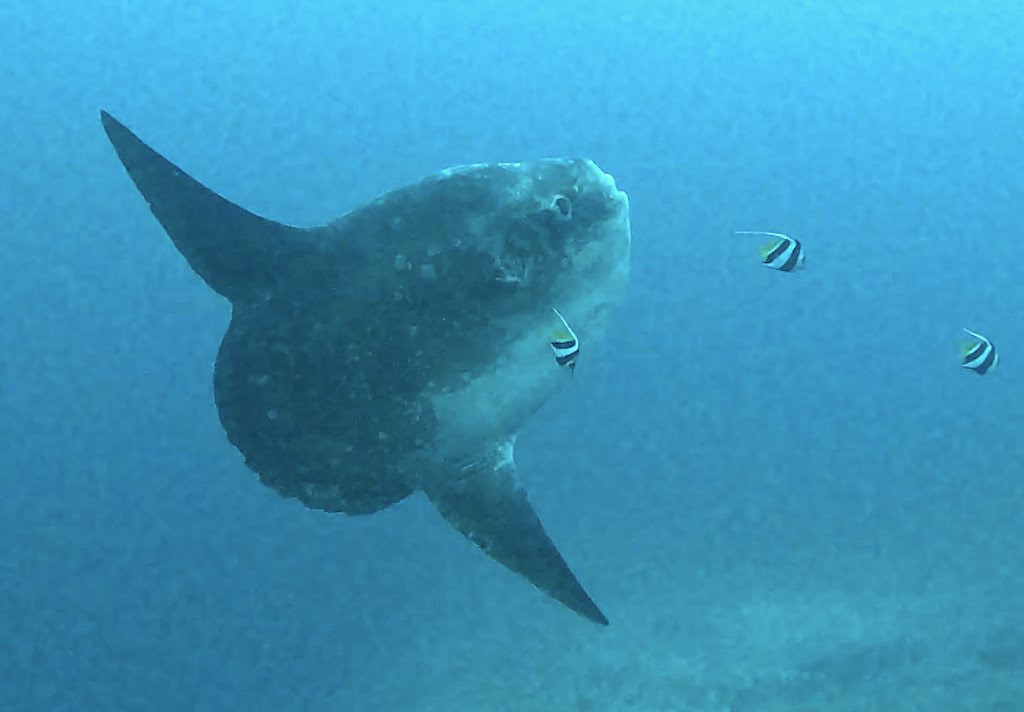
3;2;1024;709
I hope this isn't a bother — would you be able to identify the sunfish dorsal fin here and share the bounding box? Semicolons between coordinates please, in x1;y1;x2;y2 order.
419;440;608;625
100;110;322;304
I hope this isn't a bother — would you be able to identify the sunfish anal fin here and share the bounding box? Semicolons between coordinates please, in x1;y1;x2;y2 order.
421;441;609;626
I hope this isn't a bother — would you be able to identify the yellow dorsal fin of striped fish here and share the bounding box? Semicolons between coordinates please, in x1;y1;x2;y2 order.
551;329;573;342
551;308;577;340
961;328;988;356
759;240;783;259
736;230;791;259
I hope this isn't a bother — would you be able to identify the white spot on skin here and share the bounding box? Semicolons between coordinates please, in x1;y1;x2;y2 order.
267;410;279;420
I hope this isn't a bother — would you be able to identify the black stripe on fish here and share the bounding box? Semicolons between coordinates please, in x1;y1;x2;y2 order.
551;339;576;350
968;345;997;374
779;240;802;271
963;342;987;364
763;240;790;264
556;352;578;366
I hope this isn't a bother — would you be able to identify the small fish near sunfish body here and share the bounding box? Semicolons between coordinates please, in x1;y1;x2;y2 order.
735;230;806;272
550;308;579;371
960;328;998;375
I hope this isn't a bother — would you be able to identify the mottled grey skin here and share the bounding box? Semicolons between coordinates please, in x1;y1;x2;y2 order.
100;110;631;625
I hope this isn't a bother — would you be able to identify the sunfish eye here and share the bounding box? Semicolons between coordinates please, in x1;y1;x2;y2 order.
553;195;572;218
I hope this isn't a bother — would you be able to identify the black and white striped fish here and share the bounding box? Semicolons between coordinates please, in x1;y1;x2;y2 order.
735;230;805;272
960;328;998;375
549;308;579;371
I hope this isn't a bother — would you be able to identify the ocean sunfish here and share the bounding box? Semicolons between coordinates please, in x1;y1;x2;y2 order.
99;110;631;625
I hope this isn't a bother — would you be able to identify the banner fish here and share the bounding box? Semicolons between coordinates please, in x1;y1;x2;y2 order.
735;230;805;272
961;328;998;375
550;308;579;371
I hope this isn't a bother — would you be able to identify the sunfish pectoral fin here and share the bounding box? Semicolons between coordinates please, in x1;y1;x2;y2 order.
420;444;609;626
99;110;318;304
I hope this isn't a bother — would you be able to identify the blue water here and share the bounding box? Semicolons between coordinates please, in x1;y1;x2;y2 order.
4;1;1024;709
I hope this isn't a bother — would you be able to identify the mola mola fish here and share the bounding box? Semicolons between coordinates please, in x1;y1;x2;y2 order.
99;110;631;625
